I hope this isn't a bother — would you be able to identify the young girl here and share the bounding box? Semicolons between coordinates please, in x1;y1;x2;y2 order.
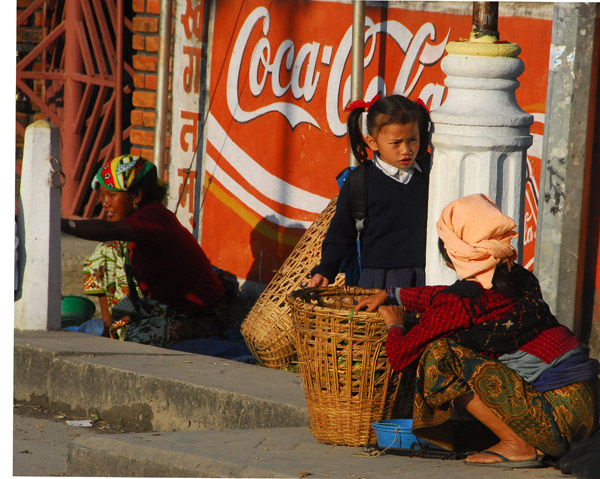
308;94;431;289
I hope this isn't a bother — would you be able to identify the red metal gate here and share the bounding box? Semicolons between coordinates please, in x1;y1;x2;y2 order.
16;0;133;218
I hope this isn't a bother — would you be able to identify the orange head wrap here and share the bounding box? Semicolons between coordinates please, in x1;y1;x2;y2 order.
436;194;518;289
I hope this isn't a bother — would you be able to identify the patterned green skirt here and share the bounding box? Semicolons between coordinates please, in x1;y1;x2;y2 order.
411;338;598;458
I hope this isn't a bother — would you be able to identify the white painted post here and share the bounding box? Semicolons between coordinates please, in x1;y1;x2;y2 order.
14;120;62;331
426;38;533;286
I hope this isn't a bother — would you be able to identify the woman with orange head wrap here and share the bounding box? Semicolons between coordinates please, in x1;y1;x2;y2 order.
356;194;598;467
435;193;518;289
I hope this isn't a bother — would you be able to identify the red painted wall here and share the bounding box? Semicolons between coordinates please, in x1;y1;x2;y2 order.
195;0;551;283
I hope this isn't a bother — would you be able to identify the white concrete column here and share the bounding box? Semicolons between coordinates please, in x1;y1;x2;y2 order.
15;120;62;331
426;37;533;286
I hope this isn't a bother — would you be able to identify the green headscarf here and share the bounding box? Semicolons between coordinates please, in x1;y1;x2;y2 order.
91;155;156;192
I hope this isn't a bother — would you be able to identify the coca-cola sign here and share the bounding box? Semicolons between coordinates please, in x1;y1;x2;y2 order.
227;6;449;134
169;0;551;282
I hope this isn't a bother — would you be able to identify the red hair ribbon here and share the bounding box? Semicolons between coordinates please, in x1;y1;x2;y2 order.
416;98;429;113
345;95;381;112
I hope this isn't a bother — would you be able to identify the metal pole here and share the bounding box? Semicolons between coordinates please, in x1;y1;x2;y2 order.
153;0;172;179
63;0;83;216
472;2;499;39
349;0;365;167
115;0;123;156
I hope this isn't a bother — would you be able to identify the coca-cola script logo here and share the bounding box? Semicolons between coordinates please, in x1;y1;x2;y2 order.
227;6;449;135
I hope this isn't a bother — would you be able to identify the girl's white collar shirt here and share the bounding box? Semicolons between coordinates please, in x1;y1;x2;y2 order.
372;153;422;184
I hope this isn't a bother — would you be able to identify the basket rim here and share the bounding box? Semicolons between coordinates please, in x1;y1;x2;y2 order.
287;286;383;320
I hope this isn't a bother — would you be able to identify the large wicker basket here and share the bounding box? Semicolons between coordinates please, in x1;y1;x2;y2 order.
288;286;407;447
241;196;344;369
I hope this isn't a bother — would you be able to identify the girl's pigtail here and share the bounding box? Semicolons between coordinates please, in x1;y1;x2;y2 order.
347;108;370;164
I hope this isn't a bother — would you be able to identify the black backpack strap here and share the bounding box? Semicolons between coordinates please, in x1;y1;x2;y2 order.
349;162;368;237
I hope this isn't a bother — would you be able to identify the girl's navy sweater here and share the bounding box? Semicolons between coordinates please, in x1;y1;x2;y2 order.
312;156;430;283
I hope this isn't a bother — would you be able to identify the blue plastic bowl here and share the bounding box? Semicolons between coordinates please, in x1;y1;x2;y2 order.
372;419;425;450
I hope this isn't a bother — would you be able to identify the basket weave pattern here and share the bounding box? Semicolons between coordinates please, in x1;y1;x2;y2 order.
288;286;404;446
241;196;344;368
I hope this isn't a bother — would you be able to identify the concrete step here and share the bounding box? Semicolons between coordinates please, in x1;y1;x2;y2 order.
15;331;565;478
66;427;564;478
14;330;309;431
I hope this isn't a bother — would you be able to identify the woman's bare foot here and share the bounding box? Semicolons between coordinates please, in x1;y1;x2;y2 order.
465;439;537;464
454;393;537;465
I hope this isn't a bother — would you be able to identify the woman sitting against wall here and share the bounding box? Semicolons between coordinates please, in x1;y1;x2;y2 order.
62;154;230;347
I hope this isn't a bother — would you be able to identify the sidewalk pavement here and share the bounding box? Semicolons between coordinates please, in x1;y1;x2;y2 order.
14;330;568;478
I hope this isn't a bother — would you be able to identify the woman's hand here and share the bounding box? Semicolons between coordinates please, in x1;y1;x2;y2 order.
354;290;387;312
378;305;405;329
306;274;328;288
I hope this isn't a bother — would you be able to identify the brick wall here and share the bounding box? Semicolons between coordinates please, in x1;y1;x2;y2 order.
16;0;175;203
130;0;173;183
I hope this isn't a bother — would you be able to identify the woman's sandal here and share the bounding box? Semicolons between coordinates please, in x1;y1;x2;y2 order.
464;450;543;468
